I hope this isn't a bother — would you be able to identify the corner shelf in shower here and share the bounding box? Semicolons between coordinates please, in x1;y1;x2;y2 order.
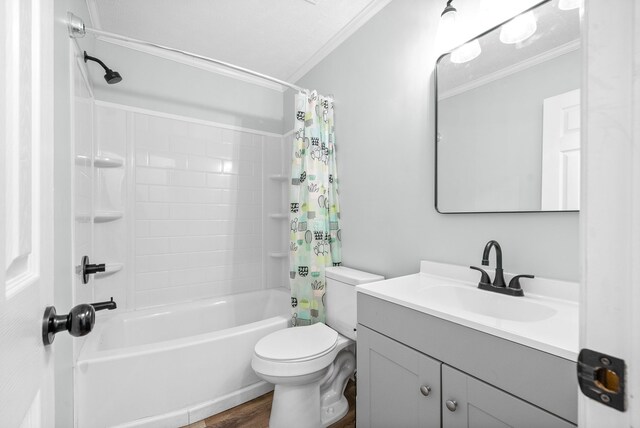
94;153;124;168
268;213;288;220
268;252;288;258
94;263;124;279
94;211;124;223
268;174;289;182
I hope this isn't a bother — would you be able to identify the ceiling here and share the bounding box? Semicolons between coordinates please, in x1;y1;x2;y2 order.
87;0;387;83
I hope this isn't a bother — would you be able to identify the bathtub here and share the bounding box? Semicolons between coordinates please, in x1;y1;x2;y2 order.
75;288;290;428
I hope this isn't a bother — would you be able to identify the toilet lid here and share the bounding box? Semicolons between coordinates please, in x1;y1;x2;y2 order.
255;323;338;362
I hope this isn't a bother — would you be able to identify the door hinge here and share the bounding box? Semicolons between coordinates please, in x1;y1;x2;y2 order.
577;348;626;412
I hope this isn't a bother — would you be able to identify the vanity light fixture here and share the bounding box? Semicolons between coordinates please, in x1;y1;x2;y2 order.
441;0;482;63
440;0;457;28
439;0;458;46
558;0;580;10
499;11;537;44
451;39;482;63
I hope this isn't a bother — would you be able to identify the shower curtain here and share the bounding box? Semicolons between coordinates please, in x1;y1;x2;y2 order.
289;91;342;326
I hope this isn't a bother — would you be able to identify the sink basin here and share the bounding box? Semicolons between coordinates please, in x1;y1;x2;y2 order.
418;285;557;322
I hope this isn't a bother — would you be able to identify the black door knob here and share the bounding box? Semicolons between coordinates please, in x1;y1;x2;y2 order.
42;298;117;345
42;304;95;345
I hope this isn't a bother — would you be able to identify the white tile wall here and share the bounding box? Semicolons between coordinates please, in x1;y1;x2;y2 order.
93;106;128;308
73;65;94;317
131;111;267;308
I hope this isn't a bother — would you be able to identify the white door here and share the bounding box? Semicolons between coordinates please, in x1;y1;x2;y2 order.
541;89;581;211
581;0;639;426
0;0;55;427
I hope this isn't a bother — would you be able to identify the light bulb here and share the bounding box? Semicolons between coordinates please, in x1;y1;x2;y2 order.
558;0;580;10
499;11;537;44
440;7;457;37
450;39;482;64
438;3;458;53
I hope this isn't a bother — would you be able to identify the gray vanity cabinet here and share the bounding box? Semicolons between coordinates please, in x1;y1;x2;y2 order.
357;325;441;428
357;293;578;428
442;365;575;428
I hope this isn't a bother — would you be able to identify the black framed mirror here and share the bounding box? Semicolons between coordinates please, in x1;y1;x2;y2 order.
435;0;581;214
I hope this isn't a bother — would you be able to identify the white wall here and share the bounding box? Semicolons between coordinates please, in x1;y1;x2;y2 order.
285;0;579;281
88;40;284;134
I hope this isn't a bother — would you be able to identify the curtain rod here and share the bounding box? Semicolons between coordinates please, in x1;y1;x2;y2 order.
67;13;308;93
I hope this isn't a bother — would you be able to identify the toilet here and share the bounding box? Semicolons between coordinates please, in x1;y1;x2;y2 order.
252;266;383;428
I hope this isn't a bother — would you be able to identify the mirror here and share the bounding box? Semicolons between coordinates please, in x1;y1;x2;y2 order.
436;0;581;213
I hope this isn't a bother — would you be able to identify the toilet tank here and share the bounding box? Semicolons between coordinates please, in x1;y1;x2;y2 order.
325;266;384;340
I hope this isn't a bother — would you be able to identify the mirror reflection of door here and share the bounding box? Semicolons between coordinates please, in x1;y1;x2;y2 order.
541;89;581;210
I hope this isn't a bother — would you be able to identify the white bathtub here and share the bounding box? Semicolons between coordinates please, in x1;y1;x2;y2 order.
75;288;290;428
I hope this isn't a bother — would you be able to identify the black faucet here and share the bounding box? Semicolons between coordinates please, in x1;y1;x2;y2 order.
470;240;534;297
482;240;506;288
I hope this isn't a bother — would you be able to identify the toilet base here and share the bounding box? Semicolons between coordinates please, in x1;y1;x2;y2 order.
267;349;356;428
319;349;355;426
320;395;349;427
269;373;325;428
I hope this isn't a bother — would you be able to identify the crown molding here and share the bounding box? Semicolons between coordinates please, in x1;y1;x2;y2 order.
286;0;393;83
438;39;581;101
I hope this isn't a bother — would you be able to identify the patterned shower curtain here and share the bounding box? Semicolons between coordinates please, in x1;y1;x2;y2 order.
289;91;342;326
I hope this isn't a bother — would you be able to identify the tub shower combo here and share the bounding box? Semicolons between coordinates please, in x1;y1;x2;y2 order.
61;13;308;427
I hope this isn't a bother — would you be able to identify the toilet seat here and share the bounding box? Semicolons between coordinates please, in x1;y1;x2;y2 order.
255;323;338;362
252;324;349;378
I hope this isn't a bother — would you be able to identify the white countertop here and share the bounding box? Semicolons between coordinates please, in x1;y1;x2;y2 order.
357;261;579;361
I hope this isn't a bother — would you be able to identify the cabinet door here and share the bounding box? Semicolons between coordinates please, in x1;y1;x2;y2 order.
357;325;441;428
442;365;575;428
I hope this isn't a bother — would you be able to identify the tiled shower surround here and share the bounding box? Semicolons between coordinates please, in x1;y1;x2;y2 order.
94;103;287;309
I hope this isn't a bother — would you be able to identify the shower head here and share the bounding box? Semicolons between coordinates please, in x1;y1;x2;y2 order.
83;51;122;84
103;69;122;84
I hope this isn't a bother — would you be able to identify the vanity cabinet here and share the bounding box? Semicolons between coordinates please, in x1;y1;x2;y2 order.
441;365;574;428
356;293;577;428
357;325;441;428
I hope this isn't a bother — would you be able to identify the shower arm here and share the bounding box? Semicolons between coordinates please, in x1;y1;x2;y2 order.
84;52;110;72
66;12;309;94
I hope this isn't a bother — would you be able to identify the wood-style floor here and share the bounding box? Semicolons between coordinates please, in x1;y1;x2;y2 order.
183;380;356;428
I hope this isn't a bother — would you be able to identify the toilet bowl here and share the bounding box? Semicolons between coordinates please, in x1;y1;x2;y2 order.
252;323;355;427
251;266;383;428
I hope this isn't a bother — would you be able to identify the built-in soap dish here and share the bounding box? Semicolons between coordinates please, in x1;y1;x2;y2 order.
94;263;124;278
94;211;124;223
94;153;124;168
